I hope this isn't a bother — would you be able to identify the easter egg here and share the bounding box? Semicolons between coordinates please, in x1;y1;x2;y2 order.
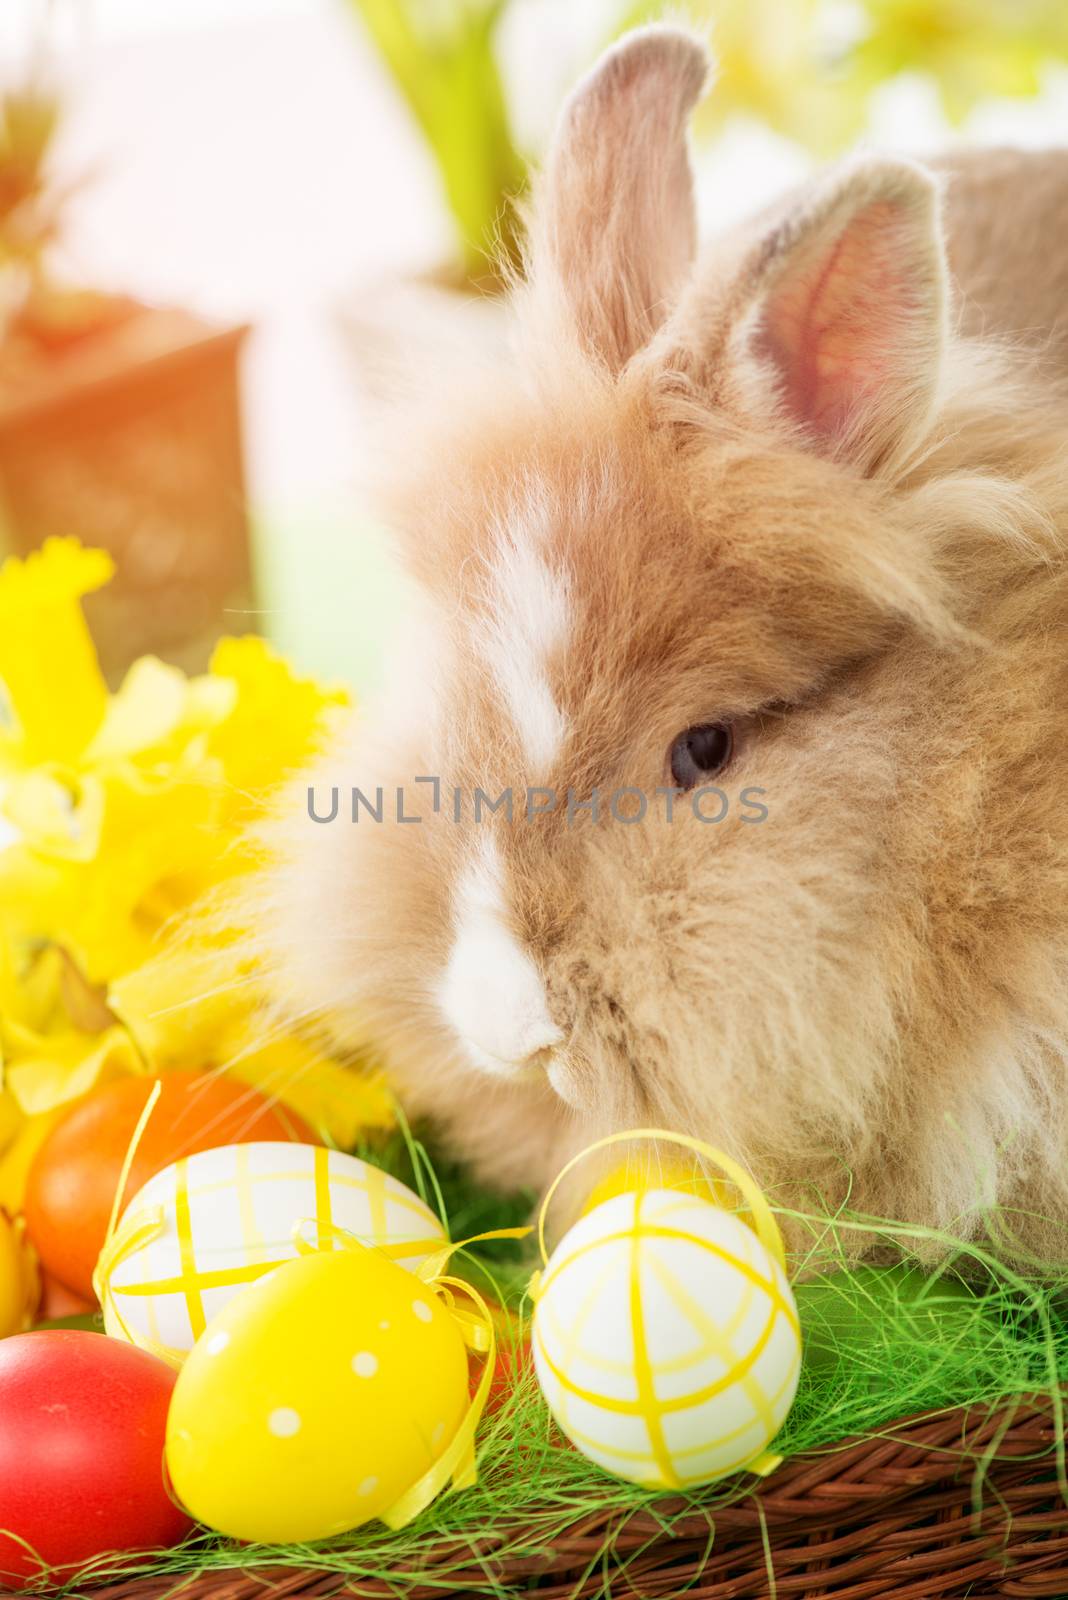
38;1270;96;1323
24;1071;314;1300
0;1211;40;1336
166;1245;470;1543
533;1189;801;1489
0;1330;191;1586
582;1155;728;1214
103;1141;447;1362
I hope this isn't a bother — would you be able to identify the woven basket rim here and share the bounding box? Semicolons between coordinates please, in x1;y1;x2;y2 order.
29;1386;1068;1600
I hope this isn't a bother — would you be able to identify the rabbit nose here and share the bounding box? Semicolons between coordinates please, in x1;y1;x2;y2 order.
438;915;563;1078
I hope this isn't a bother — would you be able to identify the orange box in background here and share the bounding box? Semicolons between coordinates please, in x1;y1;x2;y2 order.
0;301;254;683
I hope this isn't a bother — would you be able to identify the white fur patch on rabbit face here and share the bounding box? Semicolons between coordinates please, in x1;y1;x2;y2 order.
437;836;563;1077
470;496;571;774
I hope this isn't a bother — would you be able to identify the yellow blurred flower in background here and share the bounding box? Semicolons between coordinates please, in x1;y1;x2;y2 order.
617;0;1068;155
349;0;1068;293
852;0;1068;122
0;539;392;1211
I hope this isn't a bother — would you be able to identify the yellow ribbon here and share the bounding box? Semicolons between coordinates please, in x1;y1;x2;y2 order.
101;1078;163;1253
288;1216;531;1285
380;1272;497;1527
96;1202;203;1368
534;1127;787;1276
90;1081;189;1364
290;1215;531;1528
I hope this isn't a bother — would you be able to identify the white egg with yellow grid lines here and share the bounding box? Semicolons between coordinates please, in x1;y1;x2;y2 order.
99;1141;447;1363
532;1188;801;1489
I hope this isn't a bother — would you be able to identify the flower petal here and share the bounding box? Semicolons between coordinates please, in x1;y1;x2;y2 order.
0;539;112;765
2;769;106;862
85;656;189;762
4;1023;142;1116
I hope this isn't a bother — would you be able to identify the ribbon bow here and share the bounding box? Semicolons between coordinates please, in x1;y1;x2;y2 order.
289;1215;530;1528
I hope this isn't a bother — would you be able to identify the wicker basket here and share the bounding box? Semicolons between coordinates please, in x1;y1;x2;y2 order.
65;1389;1068;1600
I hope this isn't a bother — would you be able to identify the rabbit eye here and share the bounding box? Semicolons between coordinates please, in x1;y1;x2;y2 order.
668;723;734;789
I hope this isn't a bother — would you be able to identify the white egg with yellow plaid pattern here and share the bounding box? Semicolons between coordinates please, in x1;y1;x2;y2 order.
532;1188;801;1489
100;1142;446;1364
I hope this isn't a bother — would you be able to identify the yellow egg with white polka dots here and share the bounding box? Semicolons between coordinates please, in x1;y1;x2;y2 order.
533;1188;801;1490
165;1246;470;1543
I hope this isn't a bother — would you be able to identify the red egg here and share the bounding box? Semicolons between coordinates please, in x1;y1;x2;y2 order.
0;1331;192;1587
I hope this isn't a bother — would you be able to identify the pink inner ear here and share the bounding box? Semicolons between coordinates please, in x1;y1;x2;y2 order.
758;199;926;445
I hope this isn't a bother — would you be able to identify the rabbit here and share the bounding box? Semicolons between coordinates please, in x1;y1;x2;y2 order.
250;27;1068;1258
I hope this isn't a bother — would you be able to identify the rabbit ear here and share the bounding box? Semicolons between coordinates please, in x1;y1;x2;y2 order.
525;26;711;373
670;160;948;472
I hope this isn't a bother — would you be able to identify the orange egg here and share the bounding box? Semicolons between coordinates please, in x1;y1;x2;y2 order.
37;1270;96;1324
24;1073;314;1301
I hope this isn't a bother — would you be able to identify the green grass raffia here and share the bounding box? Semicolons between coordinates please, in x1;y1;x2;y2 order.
47;1119;1068;1598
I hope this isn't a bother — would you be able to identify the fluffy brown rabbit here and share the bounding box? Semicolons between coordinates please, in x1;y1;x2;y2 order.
254;27;1068;1256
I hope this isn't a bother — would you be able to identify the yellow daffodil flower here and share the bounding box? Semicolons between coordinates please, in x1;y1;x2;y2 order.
110;941;393;1150
619;0;1068;156
0;539;391;1212
0;538;113;768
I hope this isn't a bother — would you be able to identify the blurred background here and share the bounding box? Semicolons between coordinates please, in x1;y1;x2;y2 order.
0;0;1065;697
